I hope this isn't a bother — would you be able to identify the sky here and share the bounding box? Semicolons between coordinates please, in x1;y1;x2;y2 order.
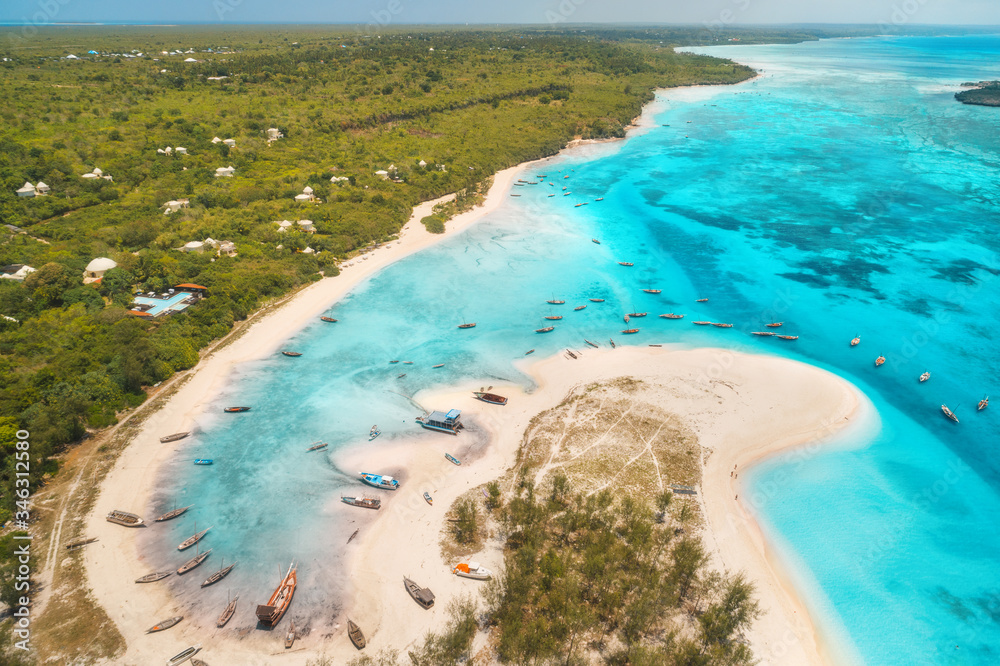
1;0;999;27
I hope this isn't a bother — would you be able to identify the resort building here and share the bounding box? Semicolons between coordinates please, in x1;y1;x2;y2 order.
162;198;190;214
35;182;50;195
330;175;350;184
211;137;222;144
128;284;206;318
418;159;427;167
275;220;294;233
294;186;317;202
223;138;236;148
219;241;237;257
175;147;188;154
16;182;36;197
375;170;389;179
266;128;283;141
182;241;205;253
215;166;236;177
296;220;316;232
0;265;36;281
83;257;117;283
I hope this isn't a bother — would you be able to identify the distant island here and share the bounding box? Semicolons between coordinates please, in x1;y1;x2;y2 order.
955;81;1000;107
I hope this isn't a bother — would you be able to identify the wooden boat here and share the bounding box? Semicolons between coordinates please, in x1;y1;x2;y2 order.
766;322;783;328
941;405;959;423
546;299;565;304
192;660;208;666
193;459;213;465
166;645;201;666
585;340;599;348
320;316;337;322
589;298;605;302
978;396;989;411
369;425;380;440
159;432;189;443
348;529;359;543
106;509;143;527
563;192;571;196
445;453;461;466
623;314;629;324
692;321;711;326
574;305;586;311
217;594;238;628
850;335;861;346
752;331;775;336
592;238;600;244
307;441;328;452
618;262;634;267
359;472;399;490
642;289;662;294
457;322;477;329
453;561;493;580
473;391;508;405
696;298;709;303
544;315;563;320
146;615;182;633
621;328;639;334
403;576;435;609
919;372;930;382
281;351;302;357
660;313;684;319
285;620;296;649
177;547;212;575
776;335;798;340
627;312;647;318
136;571;172;583
348;619;366;649
649;344;662;347
610;338;616;348
525;349;535;355
510;193;521;197
155;505;193;522
423;492;433;505
256;562;297;626
565;349;578;359
178;525;212;551
712;323;733;328
547;194;555;197
397;373;407;378
875;355;885;367
341;496;381;510
574;203;587;207
595;197;604;201
202;560;236;587
66;537;98;550
432;363;445;368
536;326;555;333
224;406;250;413
389;360;399;364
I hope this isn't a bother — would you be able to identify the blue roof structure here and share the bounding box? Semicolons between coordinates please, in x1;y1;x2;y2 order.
131;291;193;317
445;409;461;421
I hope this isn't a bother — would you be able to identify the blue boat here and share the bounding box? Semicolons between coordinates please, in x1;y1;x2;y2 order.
358;472;398;491
415;409;463;435
445;453;461;466
194;459;213;465
369;425;380;441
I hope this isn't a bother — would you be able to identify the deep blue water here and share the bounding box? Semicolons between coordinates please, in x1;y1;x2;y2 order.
145;36;1000;663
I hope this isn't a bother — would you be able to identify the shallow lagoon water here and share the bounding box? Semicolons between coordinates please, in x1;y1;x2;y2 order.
148;36;1000;662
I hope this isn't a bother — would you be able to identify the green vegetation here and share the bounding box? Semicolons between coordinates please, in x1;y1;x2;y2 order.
955;81;1000;107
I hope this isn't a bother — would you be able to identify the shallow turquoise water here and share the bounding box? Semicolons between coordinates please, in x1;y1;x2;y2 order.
146;36;1000;662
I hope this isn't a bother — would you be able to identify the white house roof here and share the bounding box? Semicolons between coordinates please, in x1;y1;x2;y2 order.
92;168;102;175
86;257;117;272
184;57;197;62
184;241;204;249
297;220;314;226
294;194;312;201
81;173;99;179
375;170;389;175
302;186;313;194
35;181;48;189
17;182;35;193
211;137;222;143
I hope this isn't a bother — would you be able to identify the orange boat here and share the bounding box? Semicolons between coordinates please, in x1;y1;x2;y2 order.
592;238;601;244
850;335;861;346
544;315;563;320
642;289;661;294
695;298;709;303
660;313;684;319
618;262;634;267
256;563;297;627
978;396;989;411
765;322;783;328
776;335;798;340
875;355;885;367
621;328;639;334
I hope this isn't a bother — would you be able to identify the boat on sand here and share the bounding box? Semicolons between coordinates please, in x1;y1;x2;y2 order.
256;562;297;626
159;432;189;443
136;571;172;583
359;472;399;490
202;559;236;587
166;645;201;666
217;594;238;628
453;561;493;580
146;616;182;633
348;619;366;649
106;509;143;527
473;390;507;405
178;525;211;551
404;576;435;609
177;546;211;575
341;496;381;510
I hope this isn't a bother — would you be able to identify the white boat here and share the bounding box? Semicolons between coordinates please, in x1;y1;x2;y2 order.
452;561;492;580
166;644;201;666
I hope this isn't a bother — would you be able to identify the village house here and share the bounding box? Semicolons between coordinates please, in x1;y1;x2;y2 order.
274;220;294;233
294;186;317;202
296;220;316;233
35;182;50;195
223;138;236;148
219;241;237;257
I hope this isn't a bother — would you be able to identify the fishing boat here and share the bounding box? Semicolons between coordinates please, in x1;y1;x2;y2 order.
875;355;886;367
850;335;861;346
547;193;555;197
546;298;565;304
618;262;634;267
177;547;211;575
660;313;684;319
627;312;647;318
155;505;193;522
348;529;359;543
525;349;535;355
416;409;463;434
766;322;783;328
453;562;493;580
136;571;172;583
919;372;930;382
106;509;143;527
979;396;989;411
341;496;381;510
423;492;433;505
166;645;201;666
751;331;775;336
282;351;302;357
642;289;662;294
574;203;586;207
224;406;250;413
285;621;296;649
589;298;605;302
389;360;399;364
941;405;959;423
692;321;711;326
397;373;406;379
445;453;461;466
536;326;555;333
256;562;297;626
159;432;189;443
359;473;399;490
595;197;604;201
592;238;600;244
563;192;572;196
473;391;508;405
712;323;733;328
320;316;337;322
696;298;709;303
403;577;435;609
307;441;328;452
192;660;208;666
624;314;630;324
202;560;236;587
348;619;366;649
585;340;599;348
776;335;798;340
178;525;212;551
217;593;238;628
432;363;445;368
574;305;587;311
610;338;616;348
369;425;380;440
457;322;477;329
621;328;639;334
146;616;182;633
65;537;98;550
544;315;563;320
193;459;213;465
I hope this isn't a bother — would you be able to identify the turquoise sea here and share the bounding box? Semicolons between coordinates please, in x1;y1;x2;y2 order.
143;36;1000;663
